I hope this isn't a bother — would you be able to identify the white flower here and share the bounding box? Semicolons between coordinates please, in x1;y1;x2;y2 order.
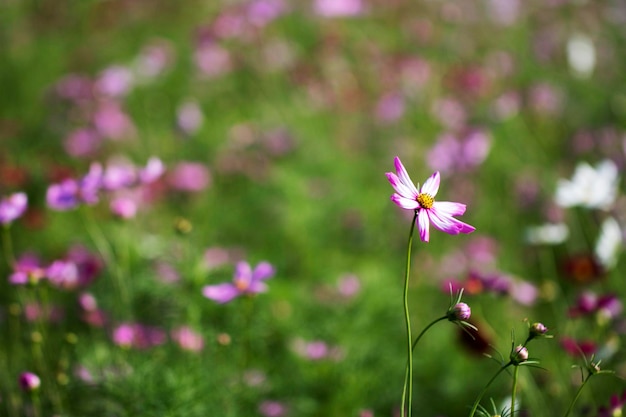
566;33;595;78
555;160;619;210
525;223;569;245
595;217;623;270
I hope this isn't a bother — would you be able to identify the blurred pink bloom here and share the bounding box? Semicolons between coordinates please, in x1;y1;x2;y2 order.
167;162;211;192
9;253;46;285
154;261;181;284
110;196;138;219
259;400;287;417
102;160;136;191
492;91;520;120
24;303;64;323
204;247;232;269
78;292;98;312
139;157;165;184
510;280;538;306
19;372;41;392
46;179;80;211
569;291;623;320
528;83;563;115
427;129;492;174
47;260;80;290
386;157;475;242
487;0;520;26
313;0;363;17
598;390;626;417
134;40;175;80
74;365;96;384
112;323;166;349
560;337;596;357
305;341;329;360
400;58;431;93
63;128;102;158
247;0;286;27
171;326;205;352
95;65;134;98
0;192;27;225
337;274;361;298
431;97;467;130
176;100;204;136
203;261;275;303
54;74;93;102
374;92;405;124
66;244;103;286
195;42;233;78
93;100;136;140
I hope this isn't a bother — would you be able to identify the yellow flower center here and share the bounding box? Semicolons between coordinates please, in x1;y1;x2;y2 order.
234;278;249;291
417;193;434;209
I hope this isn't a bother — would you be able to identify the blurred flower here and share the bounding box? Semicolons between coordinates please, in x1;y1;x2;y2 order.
24;303;64;323
203;261;275;303
525;223;569;245
259;400;287;417
243;369;267;386
80;162;104;205
133;39;175;81
247;0;287;27
194;41;233;78
47;260;80;290
46;179;80;211
102;160;137;191
78;292;107;327
110;196;138;219
567;33;595;79
561;252;605;284
154;261;181;284
597;390;626;417
386;156;475;242
170;326;204;352
139;157;165;184
595;217;623;270
492;90;521;120
54;74;93;102
374;92;405;124
431;97;467;130
528;83;563;115
66;244;102;286
337;273;361;298
176;100;204;136
427;129;492;174
167;162;211;192
487;0;520;26
313;0;363;17
555;160;619;210
569;291;623;321
112;323;166;349
0;192;27;225
95;65;134;98
510;280;539;306
63;128;102;158
560;337;596;357
8;253;46;285
93;100;136;140
19;372;41;392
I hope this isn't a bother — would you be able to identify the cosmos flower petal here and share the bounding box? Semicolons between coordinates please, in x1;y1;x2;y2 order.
428;208;476;235
202;283;239;303
420;171;441;196
248;281;269;293
391;194;420;210
252;261;275;281
418;209;430;242
386;172;417;199
393;157;419;196
234;261;252;285
432;201;466;216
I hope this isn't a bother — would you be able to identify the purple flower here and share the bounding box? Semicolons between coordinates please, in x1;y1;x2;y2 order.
19;372;41;392
0;192;27;225
167;162;211;192
171;326;205;352
202;261;275;303
46;179;80;211
259;400;287;417
139;157;165;184
386;157;475;242
597;390;626;417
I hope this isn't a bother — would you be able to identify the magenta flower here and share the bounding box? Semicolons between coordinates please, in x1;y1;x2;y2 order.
0;192;27;225
19;372;41;392
386;157;475;242
202;261;275;304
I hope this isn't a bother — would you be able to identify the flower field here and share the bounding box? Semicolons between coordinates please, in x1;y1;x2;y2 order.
2;1;626;416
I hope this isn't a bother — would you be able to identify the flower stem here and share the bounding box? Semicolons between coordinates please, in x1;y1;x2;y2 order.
412;316;447;352
401;212;418;417
563;375;591;417
468;362;512;417
511;365;520;417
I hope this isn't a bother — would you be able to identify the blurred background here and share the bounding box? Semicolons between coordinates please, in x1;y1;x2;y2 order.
1;0;626;416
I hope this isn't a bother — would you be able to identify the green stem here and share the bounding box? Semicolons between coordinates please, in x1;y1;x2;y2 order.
511;365;520;417
401;212;418;417
2;225;15;267
412;316;447;352
468;362;512;417
563;375;591;417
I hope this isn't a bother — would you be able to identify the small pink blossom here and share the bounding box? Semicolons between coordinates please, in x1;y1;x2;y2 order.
171;326;205;352
203;261;275;304
0;192;27;225
314;0;363;17
386;157;475;242
167;162;211;192
19;372;41;392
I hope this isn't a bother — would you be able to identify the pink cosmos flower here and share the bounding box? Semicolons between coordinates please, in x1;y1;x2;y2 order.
0;192;27;225
202;261;275;304
386;157;475;242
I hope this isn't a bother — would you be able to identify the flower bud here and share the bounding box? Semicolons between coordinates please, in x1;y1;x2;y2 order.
448;302;471;321
511;345;529;364
19;372;41;392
